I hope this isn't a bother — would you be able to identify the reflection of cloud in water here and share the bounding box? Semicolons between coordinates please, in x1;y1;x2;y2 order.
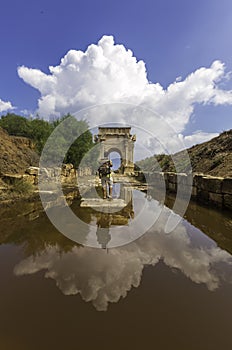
14;206;232;311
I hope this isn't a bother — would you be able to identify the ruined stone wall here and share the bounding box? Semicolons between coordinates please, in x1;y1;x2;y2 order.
144;172;232;210
0;164;94;193
77;167;92;176
1;164;76;187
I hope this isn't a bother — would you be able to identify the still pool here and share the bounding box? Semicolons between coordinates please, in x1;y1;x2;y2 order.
0;187;232;350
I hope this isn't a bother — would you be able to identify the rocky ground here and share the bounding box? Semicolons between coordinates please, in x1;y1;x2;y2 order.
186;130;232;176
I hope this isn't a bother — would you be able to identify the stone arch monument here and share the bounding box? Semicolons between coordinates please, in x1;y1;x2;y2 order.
94;126;136;174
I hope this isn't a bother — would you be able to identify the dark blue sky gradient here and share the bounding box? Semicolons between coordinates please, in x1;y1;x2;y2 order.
0;0;232;133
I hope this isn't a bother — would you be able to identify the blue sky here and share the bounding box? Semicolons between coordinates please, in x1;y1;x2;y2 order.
0;0;232;151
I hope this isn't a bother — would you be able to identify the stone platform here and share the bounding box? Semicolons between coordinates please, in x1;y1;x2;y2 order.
80;198;126;209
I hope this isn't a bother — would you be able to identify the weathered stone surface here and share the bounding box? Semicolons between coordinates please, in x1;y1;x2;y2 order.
141;171;232;210
175;185;193;200
167;173;177;184
168;182;176;192
39;164;76;183
197;189;209;202
209;192;223;207
206;177;223;193
224;194;232;210
193;174;204;187
25;166;39;176
23;174;35;184
61;168;67;177
34;176;38;185
177;174;193;187
61;164;74;177
61;175;77;184
148;188;165;203
194;175;207;189
53;168;61;177
78;167;92;176
135;172;145;182
80;198;126;209
163;172;169;181
190;186;197;197
138;171;232;210
40;167;53;177
62;163;73;170
157;173;165;183
2;173;23;185
146;172;164;185
222;178;232;194
195;175;223;193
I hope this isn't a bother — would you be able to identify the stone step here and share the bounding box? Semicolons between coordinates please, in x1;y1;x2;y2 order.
80;198;126;209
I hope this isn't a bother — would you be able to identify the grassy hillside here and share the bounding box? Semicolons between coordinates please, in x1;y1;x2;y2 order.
136;130;232;177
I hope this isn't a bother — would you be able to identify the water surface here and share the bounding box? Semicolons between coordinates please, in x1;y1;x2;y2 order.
0;186;232;350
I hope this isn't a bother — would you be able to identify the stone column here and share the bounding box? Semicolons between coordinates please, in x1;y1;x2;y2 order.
100;141;105;160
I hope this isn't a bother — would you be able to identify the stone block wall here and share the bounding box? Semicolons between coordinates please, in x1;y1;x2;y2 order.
1;165;93;188
144;171;232;210
0;164;78;189
77;167;92;176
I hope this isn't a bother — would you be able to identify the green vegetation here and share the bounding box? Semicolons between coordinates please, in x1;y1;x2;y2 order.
12;179;34;195
0;179;34;201
136;153;175;172
0;113;96;168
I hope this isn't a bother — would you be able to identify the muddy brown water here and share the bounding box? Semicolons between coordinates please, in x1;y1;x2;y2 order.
0;185;232;350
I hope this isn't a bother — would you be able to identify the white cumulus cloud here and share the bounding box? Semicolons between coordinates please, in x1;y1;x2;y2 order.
0;98;14;113
17;35;232;153
14;204;232;311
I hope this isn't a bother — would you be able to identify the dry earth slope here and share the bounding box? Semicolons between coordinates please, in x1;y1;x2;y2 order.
178;130;232;176
0;127;39;175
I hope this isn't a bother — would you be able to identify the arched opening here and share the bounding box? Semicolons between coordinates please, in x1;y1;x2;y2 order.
103;148;123;173
109;151;121;171
95;126;135;175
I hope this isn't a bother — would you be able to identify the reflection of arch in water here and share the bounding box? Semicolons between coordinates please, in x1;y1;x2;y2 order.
94;187;133;224
95;195;134;249
94;126;136;174
76;186;134;249
96;213;112;249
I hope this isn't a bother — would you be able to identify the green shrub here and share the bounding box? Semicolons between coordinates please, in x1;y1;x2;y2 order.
12;179;34;195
